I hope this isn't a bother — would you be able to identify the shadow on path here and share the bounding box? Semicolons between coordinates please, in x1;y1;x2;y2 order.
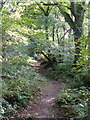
19;61;63;119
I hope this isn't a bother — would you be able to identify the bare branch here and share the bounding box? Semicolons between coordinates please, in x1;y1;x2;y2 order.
36;2;46;15
60;29;71;40
36;2;52;16
40;2;58;6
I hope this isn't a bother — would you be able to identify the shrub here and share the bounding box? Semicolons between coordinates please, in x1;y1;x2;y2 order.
56;87;90;119
1;56;47;118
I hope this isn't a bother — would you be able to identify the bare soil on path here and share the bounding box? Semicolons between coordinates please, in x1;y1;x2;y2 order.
19;61;64;119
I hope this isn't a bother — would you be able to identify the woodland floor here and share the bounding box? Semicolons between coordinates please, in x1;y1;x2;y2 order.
17;61;66;119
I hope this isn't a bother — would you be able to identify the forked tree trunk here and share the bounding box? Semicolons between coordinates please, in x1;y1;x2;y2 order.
57;2;85;64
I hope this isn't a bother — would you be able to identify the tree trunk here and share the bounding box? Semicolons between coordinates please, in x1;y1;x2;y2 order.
52;24;55;41
73;29;82;64
45;16;49;40
88;1;90;68
56;28;60;44
57;2;85;64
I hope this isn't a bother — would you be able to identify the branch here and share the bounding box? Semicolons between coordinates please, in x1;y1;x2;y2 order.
57;5;75;30
60;29;71;40
36;2;46;15
69;1;77;17
41;51;51;61
41;2;69;9
41;2;58;6
36;2;53;16
46;5;49;15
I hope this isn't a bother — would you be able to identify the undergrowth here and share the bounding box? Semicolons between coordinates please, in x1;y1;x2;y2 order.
1;57;48;119
44;61;90;119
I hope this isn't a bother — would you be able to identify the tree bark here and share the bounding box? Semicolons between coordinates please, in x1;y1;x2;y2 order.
45;16;49;40
88;1;90;68
52;24;55;41
57;2;85;64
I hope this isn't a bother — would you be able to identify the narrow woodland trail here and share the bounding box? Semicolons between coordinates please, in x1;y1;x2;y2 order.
19;61;63;119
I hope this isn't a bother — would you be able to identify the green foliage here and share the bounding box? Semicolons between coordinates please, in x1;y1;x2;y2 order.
0;3;48;118
56;87;90;119
44;55;90;119
44;61;73;81
1;99;17;118
72;35;90;87
73;101;88;119
1;1;89;119
1;55;47;118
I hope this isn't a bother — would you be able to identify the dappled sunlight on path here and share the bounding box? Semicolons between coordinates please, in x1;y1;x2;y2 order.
19;61;63;118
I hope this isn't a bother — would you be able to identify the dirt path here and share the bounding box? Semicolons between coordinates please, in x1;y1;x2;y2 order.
19;62;63;119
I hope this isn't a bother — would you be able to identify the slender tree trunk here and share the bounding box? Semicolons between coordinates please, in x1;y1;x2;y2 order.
56;28;60;44
45;16;49;40
2;30;7;61
36;3;51;41
52;24;55;41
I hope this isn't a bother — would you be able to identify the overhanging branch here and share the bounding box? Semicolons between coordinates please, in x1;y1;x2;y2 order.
36;2;46;14
57;5;75;30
